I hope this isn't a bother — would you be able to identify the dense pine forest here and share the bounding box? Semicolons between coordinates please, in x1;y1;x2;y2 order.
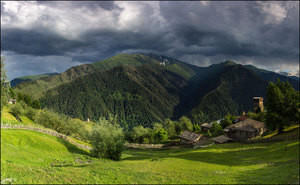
13;54;299;130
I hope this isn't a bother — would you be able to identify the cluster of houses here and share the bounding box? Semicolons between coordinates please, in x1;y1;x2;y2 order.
179;97;266;145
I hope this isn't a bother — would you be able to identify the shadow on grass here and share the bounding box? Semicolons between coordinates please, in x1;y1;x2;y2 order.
235;159;299;184
123;141;299;167
56;137;89;156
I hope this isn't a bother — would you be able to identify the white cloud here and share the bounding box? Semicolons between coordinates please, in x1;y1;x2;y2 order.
256;2;288;24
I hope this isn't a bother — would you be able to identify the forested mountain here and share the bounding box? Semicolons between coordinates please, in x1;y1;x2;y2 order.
244;65;299;90
14;54;199;98
40;64;189;129
187;64;268;123
13;54;299;128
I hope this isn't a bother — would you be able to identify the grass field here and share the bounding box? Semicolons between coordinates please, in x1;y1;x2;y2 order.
1;129;299;184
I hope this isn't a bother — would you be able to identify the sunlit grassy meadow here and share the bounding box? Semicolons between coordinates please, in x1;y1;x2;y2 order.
1;129;299;184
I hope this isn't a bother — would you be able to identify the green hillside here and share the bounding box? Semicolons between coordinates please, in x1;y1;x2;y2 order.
10;73;59;87
14;54;198;99
40;64;189;129
13;54;299;125
1;129;299;184
14;64;96;98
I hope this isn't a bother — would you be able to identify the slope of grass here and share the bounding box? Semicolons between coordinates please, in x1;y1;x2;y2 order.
10;73;59;87
262;124;300;139
1;107;18;124
1;129;299;184
1;106;37;126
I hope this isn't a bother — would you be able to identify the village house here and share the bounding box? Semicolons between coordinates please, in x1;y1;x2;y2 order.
201;123;212;132
212;135;233;144
8;99;17;104
224;118;267;141
235;112;247;123
179;130;202;145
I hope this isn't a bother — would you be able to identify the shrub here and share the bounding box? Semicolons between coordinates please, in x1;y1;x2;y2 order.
35;109;89;141
24;106;37;121
9;103;24;119
90;122;125;160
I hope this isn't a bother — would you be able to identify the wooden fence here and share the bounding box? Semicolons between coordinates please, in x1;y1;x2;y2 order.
1;124;91;151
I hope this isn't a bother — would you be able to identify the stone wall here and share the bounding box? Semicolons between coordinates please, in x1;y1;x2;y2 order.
1;124;91;151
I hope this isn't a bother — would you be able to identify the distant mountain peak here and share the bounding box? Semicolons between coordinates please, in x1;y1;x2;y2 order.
223;60;237;66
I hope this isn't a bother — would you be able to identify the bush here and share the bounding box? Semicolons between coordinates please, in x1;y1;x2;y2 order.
35;109;89;141
90;122;125;160
24;106;37;121
9;103;24;119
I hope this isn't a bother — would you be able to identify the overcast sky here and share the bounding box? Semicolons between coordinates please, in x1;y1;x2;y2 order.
1;1;299;79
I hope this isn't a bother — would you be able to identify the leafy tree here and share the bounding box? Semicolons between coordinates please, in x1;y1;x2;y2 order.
247;111;266;123
132;125;148;144
90;122;125;160
210;122;223;137
154;128;168;142
9;87;16;99
220;113;236;129
9;103;24;119
266;79;299;132
153;122;163;132
1;56;9;109
174;121;182;135
164;118;176;138
178;116;193;131
193;123;201;133
24;106;37;121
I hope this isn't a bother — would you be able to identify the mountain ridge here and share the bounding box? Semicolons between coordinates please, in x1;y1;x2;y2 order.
13;53;299;128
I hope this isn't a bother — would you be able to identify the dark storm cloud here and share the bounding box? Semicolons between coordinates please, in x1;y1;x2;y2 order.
1;1;299;79
158;1;299;62
1;28;85;56
35;1;121;11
